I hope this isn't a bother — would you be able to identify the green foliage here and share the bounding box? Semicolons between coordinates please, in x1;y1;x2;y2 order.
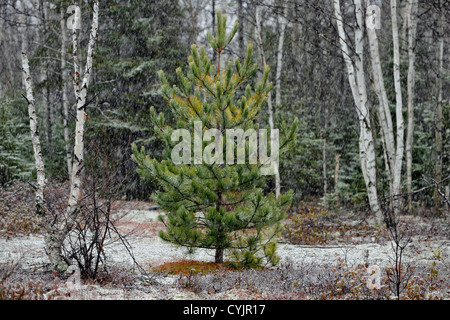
133;11;297;267
0;96;34;185
84;0;188;198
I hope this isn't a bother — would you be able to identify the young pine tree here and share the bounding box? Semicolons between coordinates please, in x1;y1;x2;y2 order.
132;11;297;267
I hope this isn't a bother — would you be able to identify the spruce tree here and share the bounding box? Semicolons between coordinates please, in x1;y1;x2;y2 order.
132;11;297;267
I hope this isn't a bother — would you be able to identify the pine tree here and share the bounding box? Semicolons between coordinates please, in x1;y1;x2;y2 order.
132;11;297;267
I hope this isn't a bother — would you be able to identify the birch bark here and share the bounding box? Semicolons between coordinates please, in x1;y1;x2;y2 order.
333;0;383;225
66;0;99;235
366;10;395;176
390;0;405;219
19;0;46;216
45;0;99;270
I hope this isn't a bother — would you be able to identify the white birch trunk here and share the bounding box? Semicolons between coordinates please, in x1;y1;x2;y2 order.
366;12;395;175
45;1;99;271
66;0;99;230
19;0;46;216
255;3;281;198
390;0;405;219
333;0;383;225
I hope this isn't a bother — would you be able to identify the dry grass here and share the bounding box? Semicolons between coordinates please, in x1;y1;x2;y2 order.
282;202;385;245
152;260;237;276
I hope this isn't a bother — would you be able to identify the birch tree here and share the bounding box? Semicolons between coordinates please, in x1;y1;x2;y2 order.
333;0;383;225
18;0;46;216
366;3;395;187
46;0;100;270
389;0;405;218
67;0;99;226
365;0;409;221
365;0;405;219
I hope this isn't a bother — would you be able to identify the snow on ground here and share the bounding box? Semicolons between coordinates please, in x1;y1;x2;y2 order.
0;207;449;299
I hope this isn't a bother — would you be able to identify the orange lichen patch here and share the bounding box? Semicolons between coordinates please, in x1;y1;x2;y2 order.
152;260;237;275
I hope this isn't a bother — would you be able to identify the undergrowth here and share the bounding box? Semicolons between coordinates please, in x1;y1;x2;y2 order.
282;202;384;245
172;256;447;300
152;260;238;276
0;183;42;238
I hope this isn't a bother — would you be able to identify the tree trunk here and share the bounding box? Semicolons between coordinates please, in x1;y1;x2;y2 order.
445;186;449;220
255;2;281;198
212;0;216;63
405;0;418;212
365;0;407;222
19;0;46;216
275;4;288;107
366;7;395;175
390;0;405;221
61;9;72;178
66;0;99;236
215;247;224;263
187;0;197;45
333;0;383;225
41;1;52;159
45;0;99;271
335;153;340;205
323;106;328;209
238;0;245;58
434;0;444;215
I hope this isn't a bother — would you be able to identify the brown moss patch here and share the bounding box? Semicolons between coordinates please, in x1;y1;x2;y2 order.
152;260;237;275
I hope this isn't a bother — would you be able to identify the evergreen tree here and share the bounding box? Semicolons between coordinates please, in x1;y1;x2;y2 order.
89;0;188;198
0;96;34;185
132;11;297;267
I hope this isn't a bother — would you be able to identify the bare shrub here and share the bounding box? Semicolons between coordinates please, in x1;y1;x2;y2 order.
41;132;152;282
0;182;42;238
0;261;62;300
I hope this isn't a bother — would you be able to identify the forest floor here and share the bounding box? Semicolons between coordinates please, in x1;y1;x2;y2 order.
1;199;449;300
